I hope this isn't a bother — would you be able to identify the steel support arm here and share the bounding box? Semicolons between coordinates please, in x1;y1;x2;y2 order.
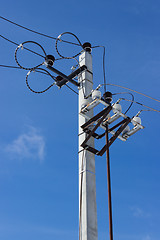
46;64;87;87
98;117;131;156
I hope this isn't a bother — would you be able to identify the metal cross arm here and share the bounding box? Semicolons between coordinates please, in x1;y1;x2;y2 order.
81;105;112;155
81;106;132;156
46;64;87;87
81;105;112;130
98;117;132;156
56;65;87;87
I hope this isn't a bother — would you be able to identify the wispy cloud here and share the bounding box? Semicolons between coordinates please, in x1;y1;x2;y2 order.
5;126;45;161
130;206;150;218
142;235;151;240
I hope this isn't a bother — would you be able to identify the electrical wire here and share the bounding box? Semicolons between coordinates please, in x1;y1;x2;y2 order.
0;16;81;46
26;69;78;95
15;41;47;70
121;98;160;113
64;84;78;95
0;64;23;70
0;34;45;58
0;64;55;76
139;109;153;113
0;64;79;95
92;45;106;93
55;32;83;59
106;83;160;103
26;68;56;94
112;92;134;114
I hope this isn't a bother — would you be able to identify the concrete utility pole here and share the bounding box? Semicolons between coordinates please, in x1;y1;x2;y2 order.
78;50;98;240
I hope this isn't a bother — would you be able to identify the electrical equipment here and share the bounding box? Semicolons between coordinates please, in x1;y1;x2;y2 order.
80;89;144;144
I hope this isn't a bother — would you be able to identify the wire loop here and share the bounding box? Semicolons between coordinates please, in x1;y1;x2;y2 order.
55;32;83;59
15;41;47;70
26;67;56;94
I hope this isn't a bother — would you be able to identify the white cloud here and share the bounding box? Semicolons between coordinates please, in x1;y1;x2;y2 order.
130;206;150;218
5;126;45;161
131;206;144;217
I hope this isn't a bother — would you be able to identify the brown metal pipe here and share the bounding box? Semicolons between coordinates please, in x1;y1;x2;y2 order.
105;124;113;240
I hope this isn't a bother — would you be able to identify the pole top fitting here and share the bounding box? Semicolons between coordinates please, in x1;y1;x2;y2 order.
45;55;55;66
82;42;92;53
103;91;112;103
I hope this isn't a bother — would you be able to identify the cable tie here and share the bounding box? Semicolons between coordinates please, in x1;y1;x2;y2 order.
19;43;23;49
57;35;62;41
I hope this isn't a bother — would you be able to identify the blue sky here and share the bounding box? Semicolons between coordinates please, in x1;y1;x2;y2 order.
0;0;160;240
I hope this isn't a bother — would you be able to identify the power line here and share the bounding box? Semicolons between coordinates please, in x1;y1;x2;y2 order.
0;34;45;58
26;68;56;94
55;32;83;59
0;64;53;75
0;64;22;69
92;45;106;93
65;84;78;95
14;40;47;70
0;16;81;46
107;83;160;103
121;98;160;113
113;92;134;114
0;64;78;95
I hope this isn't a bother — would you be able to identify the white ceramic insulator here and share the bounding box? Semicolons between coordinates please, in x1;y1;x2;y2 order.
113;103;122;114
132;116;141;126
92;90;101;100
122;125;130;136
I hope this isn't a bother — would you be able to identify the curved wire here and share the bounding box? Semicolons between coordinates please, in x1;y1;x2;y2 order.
0;34;45;58
26;68;56;94
105;83;160;103
121;98;160;113
92;45;106;93
55;32;83;59
139;109;153;113
112;92;134;114
15;41;47;70
0;64;79;95
0;16;81;46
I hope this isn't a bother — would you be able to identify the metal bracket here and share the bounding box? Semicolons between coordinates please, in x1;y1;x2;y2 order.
46;64;87;87
98;117;131;156
81;106;131;156
81;105;112;155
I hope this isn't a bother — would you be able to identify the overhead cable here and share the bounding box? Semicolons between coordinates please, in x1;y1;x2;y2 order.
55;32;83;59
92;45;106;93
113;92;134;114
26;68;56;94
107;83;160;103
0;16;81;46
121;98;160;113
15;41;47;70
0;64;78;95
0;34;45;58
